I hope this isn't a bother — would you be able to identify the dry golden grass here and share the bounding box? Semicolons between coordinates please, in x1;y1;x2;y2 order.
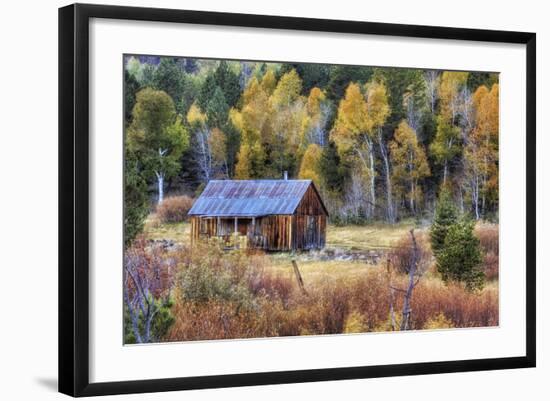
326;221;416;250
144;217;191;245
143;214;418;250
269;257;369;283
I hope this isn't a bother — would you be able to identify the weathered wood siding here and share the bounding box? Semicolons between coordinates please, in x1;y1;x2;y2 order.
293;215;326;250
293;185;327;249
190;183;327;251
254;215;293;251
190;216;217;244
295;185;327;216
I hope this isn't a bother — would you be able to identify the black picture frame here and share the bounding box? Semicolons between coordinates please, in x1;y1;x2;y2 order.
59;3;536;397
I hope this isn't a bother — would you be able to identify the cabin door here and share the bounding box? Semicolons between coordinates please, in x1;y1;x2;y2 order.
237;218;251;235
306;216;315;248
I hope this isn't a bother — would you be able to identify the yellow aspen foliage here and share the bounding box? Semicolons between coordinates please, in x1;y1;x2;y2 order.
235;140;266;180
466;83;499;211
241;85;271;142
430;72;468;185
331;81;391;219
299;87;328;149
332;83;370;146
298;144;323;188
438;71;469;120
332;81;389;147
234;142;252;179
390;120;430;211
473;84;499;138
331;83;373;174
228;108;243;132
209;128;227;176
271;69;302;109
365;81;390;129
307;87;326;116
260;69;277;95
186;102;207;126
242;77;262;105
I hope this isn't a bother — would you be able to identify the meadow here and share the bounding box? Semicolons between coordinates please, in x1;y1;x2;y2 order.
127;214;499;343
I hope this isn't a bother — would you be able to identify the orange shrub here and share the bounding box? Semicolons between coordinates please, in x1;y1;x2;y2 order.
409;280;499;329
166;299;263;341
246;268;294;307
348;268;498;332
476;224;499;255
475;224;499;280
388;230;432;275
156;195;194;223
141;234;499;342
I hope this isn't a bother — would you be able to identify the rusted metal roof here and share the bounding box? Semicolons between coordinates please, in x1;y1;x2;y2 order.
188;180;315;217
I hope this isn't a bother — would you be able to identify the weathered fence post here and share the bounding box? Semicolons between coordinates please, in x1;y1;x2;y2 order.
291;259;308;295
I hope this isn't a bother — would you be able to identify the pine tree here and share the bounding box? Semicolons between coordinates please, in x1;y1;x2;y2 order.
430;189;458;255
124;149;149;247
436;218;484;291
214;60;241;107
205;87;229;128
319;140;346;193
124;70;140;124
197;73;218;111
152;58;185;107
326;65;373;101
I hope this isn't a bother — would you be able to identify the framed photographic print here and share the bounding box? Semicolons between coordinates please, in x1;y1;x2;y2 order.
58;3;536;397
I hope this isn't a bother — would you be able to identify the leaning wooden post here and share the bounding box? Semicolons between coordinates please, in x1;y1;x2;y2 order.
291;259;308;295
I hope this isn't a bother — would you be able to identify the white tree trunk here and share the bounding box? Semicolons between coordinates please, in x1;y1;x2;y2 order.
368;138;376;218
155;148;168;205
425;70;439;114
473;174;480;220
378;130;394;223
155;171;165;205
196;128;212;182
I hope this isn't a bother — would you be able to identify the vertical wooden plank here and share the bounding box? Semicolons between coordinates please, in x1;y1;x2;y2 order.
190;217;195;245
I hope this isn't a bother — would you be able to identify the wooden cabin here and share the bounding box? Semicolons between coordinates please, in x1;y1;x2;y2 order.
188;179;328;251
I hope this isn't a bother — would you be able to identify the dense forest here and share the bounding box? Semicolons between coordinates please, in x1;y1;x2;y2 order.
124;55;499;243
